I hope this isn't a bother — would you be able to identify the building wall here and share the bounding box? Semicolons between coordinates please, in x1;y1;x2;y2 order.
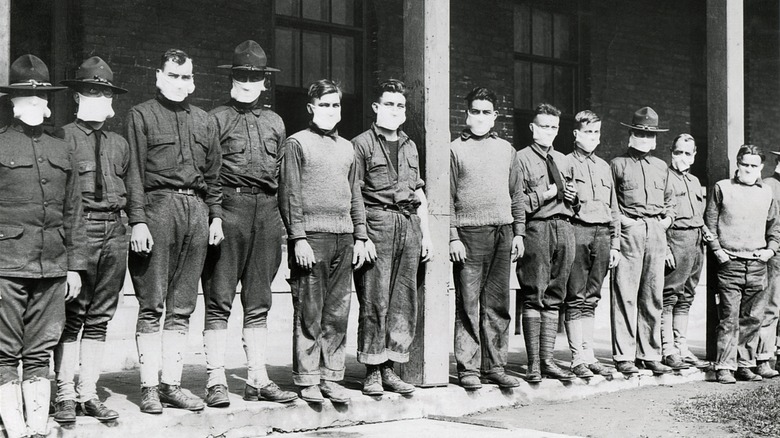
71;0;274;134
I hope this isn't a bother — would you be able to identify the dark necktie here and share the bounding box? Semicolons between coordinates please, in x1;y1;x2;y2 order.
546;153;565;201
94;130;103;201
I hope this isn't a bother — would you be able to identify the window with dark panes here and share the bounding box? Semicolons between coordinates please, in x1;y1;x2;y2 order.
513;2;582;152
274;0;363;139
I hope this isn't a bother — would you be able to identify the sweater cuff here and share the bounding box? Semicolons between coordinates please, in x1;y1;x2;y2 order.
512;222;525;237
209;205;223;221
353;224;368;241
288;222;306;240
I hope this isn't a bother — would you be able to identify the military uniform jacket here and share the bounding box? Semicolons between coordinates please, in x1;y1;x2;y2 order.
0;123;87;278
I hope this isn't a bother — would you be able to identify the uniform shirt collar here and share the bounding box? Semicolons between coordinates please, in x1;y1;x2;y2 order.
627;147;651;162
529;142;553;159
371;123;409;143
75;119;107;137
230;98;264;116
156;92;191;112
11;121;43;138
572;147;596;162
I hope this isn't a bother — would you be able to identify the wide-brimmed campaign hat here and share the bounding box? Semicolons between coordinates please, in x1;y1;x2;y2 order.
61;56;128;94
218;40;279;72
0;54;66;93
619;106;669;132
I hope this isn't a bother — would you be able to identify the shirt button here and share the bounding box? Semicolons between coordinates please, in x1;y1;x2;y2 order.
43;201;48;207
9;161;14;166
41;178;47;184
38;157;44;163
33;138;39;143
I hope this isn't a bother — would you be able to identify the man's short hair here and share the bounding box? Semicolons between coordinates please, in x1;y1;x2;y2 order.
574;110;600;130
465;87;497;109
737;144;766;163
308;79;342;103
159;49;190;70
671;133;696;153
534;102;561;118
375;79;405;102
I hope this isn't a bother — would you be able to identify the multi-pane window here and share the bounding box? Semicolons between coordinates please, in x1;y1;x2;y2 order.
513;2;580;149
273;0;363;137
514;4;578;114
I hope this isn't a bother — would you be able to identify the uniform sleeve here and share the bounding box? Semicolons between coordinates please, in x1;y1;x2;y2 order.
663;165;677;222
349;156;367;241
608;175;621;251
520;155;546;214
278;138;306;240
509;149;526;237
704;183;724;253
125;108;148;225
64;143;87;271
203;117;223;221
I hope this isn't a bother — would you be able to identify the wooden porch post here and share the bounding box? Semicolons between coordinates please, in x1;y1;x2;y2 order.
705;0;745;360
399;0;451;387
0;0;10;85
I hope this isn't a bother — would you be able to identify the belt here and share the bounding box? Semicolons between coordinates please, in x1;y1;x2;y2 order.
149;188;200;196
370;204;415;217
626;213;663;220
84;211;120;221
571;218;609;227
530;214;571;222
231;186;267;194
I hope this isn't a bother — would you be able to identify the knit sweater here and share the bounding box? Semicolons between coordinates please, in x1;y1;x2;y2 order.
279;128;366;238
704;177;780;258
450;132;521;230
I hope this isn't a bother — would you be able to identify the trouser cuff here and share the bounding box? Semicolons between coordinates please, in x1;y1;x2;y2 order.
357;350;388;365
293;372;321;387
320;366;345;382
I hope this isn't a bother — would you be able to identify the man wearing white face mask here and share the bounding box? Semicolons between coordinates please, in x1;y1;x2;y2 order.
201;40;296;408
756;150;780;378
450;87;525;390
351;79;432;395
705;145;780;384
610;106;675;376
516;103;578;383
0;54;86;438
279;79;367;404
564;110;620;378
660;134;711;372
125;49;223;414
53;56;130;425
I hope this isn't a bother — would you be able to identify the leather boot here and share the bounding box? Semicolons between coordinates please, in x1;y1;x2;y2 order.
159;383;205;411
362;365;383;395
380;361;415;394
136;332;161;388
53;340;78;424
22;377;50;437
140;385;162;414
522;312;542;383
203;329;229;407
0;381;27;438
540;311;574;381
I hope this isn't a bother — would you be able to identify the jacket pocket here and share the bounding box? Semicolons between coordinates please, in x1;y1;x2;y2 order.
0;225;25;270
78;161;96;193
0;153;35;201
146;133;177;172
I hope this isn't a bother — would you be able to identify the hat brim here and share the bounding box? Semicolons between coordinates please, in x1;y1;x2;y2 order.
0;85;67;93
218;64;280;72
60;79;128;94
619;122;669;132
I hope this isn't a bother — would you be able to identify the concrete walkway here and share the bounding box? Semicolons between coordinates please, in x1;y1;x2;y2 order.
5;262;713;438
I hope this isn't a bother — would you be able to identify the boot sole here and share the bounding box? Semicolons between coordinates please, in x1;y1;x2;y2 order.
383;385;415;394
141;407;163;415
87;413;120;421
207;400;231;408
162;402;204;411
53;416;76;424
260;395;299;403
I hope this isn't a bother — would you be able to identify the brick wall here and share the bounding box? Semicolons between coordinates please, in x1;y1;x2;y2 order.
70;0;274;134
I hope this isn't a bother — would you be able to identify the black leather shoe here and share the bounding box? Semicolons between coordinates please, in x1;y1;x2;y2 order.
380;364;415;394
206;384;230;408
484;372;521;388
756;361;779;379
525;361;542;383
636;360;672;375
362;366;383;395
615;361;639;374
253;382;298;403
82;399;119;421
541;360;575;381
735;367;763;382
140;386;163;414
572;363;594;378
683;355;710;369
53;399;77;424
159;383;205;411
587;362;612;376
663;354;690;370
